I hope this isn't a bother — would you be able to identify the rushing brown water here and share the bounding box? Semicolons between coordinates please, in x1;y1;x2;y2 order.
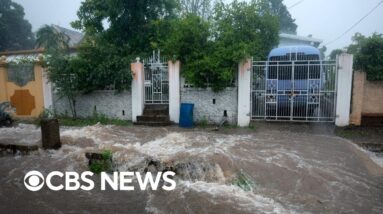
0;124;382;213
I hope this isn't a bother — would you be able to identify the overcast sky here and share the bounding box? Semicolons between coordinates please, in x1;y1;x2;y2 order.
13;0;383;53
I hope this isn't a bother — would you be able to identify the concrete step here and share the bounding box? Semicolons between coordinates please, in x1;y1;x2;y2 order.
143;105;169;116
134;121;171;126
143;109;168;116
137;115;170;122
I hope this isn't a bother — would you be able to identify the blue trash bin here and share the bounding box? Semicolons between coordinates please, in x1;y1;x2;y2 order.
179;103;194;128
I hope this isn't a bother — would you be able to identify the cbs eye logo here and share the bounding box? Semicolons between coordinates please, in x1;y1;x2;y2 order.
24;171;45;191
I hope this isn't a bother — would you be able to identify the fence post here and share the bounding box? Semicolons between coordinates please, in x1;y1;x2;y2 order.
336;54;354;127
350;71;365;126
131;58;145;122
168;60;180;123
0;56;7;102
237;58;252;127
38;54;53;110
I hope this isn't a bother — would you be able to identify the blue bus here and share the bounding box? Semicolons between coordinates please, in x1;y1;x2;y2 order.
265;46;323;119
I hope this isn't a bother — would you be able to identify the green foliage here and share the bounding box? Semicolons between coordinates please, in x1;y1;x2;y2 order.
74;39;132;92
44;49;80;118
0;0;35;51
179;0;211;19
329;49;345;60
68;0;179;93
258;0;297;34
198;116;209;128
231;170;255;191
160;1;279;91
319;46;327;60
89;150;114;174
353;33;383;81
57;114;132;127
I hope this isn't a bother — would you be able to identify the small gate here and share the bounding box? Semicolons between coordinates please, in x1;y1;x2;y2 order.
144;51;169;104
251;60;338;122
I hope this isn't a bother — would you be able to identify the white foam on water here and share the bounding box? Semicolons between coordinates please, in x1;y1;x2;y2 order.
0;124;40;145
176;180;296;214
344;138;383;169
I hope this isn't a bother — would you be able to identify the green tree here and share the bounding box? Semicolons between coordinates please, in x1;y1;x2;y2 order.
259;0;297;34
353;33;383;81
319;46;327;59
0;0;35;51
36;25;80;118
69;0;179;92
347;33;366;55
179;0;212;19
160;0;279;91
329;49;345;60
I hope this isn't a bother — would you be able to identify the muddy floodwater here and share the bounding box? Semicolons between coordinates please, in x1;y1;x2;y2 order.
0;124;382;213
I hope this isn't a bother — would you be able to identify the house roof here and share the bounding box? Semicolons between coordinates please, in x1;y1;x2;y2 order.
279;33;323;44
0;25;82;58
51;25;84;47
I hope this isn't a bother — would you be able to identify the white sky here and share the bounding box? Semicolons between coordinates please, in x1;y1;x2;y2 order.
13;0;383;53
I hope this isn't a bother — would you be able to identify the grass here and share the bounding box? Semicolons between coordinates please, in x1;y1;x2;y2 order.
89;150;114;174
335;126;372;138
58;116;132;127
231;171;255;191
31;110;132;127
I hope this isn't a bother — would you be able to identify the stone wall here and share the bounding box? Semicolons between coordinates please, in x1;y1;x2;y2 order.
180;85;238;125
54;90;132;120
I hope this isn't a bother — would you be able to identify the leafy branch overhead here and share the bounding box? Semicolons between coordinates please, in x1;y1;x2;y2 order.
66;0;286;92
329;33;383;81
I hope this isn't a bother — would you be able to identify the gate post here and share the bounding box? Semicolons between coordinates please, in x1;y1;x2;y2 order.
336;54;354;127
237;58;252;127
131;58;145;122
0;56;7;102
168;60;180;123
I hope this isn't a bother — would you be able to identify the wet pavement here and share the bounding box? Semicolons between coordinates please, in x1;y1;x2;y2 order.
0;123;382;213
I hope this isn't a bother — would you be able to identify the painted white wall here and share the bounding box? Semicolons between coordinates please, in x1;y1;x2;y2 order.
42;69;53;110
168;61;180;123
131;60;144;122
335;54;354;127
237;59;252;127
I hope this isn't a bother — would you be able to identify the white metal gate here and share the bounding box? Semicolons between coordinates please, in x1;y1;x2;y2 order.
251;60;338;122
144;51;169;104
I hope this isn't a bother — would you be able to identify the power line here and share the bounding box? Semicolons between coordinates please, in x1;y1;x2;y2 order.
325;0;383;46
288;0;305;9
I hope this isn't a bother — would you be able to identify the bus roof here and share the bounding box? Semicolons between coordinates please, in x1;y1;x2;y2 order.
268;46;320;59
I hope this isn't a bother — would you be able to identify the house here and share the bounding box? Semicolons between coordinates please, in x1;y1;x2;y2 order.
0;26;83;118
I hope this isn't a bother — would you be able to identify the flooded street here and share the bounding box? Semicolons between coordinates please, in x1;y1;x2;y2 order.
0;124;382;214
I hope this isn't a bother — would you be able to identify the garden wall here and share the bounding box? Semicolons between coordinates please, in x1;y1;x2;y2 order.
54;90;132;120
350;71;383;126
180;80;238;125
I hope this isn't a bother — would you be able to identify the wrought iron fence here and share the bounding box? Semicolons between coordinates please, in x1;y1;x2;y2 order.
251;60;338;122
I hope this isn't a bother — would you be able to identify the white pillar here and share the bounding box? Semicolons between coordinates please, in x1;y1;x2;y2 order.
237;58;252;127
131;58;145;122
168;60;180;123
336;54;354;127
42;69;53;109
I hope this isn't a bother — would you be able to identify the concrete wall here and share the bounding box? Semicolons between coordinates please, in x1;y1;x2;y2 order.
54;90;132;120
350;71;383;126
180;79;238;125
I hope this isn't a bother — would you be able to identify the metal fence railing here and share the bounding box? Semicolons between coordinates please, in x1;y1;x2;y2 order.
251;60;338;122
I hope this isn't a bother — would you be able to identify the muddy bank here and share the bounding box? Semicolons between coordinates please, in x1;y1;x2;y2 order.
0;124;382;213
